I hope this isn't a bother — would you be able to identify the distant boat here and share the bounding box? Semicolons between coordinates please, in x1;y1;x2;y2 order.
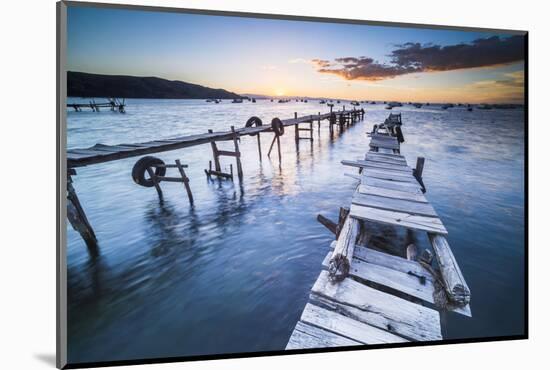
206;99;213;102
214;99;220;104
387;102;402;108
441;103;454;110
351;101;360;106
251;98;256;103
467;107;473;111
304;99;308;103
319;100;326;104
413;103;422;108
385;106;393;110
270;99;274;102
337;100;341;104
477;104;492;110
370;101;376;105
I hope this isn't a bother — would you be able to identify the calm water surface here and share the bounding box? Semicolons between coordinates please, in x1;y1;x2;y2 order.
66;99;525;364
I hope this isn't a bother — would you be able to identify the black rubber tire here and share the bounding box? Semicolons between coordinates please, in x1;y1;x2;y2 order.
271;118;285;136
132;156;166;187
245;116;263;128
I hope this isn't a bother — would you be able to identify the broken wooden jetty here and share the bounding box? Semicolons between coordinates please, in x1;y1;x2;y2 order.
67;107;365;253
286;113;471;350
67;98;126;113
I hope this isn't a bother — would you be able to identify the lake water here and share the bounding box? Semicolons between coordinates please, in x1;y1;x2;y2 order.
66;99;525;364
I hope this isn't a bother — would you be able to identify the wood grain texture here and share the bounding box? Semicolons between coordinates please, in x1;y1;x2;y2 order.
311;271;442;341
352;192;438;217
350;204;448;234
286;321;361;350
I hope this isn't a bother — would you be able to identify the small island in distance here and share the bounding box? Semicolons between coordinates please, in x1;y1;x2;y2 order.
67;71;243;99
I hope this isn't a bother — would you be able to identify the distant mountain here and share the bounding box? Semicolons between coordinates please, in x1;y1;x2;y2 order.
67;71;243;99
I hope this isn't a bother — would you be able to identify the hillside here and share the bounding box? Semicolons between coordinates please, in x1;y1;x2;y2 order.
67;71;242;99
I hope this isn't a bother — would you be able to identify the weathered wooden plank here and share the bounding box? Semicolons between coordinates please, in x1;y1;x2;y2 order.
321;251;436;304
352;193;438;217
350;204;448;234
370;140;400;150
300;303;408;344
351;244;432;280
363;169;419;183
363;177;423;194
359;160;411;172
286;321;361;350
329;215;360;281
365;154;406;165
429;234;471;305
342;159;411;173
311;271;442;341
366;152;405;159
357;184;428;203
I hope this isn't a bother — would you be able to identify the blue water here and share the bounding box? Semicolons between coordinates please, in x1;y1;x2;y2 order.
66;99;525;364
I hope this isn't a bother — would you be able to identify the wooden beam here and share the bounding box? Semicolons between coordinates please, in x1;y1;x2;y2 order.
329;214;360;281
429;234;471;305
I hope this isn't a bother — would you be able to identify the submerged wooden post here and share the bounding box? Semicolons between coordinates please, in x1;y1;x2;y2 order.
276;135;282;164
317;112;321;130
230;126;243;180
67;172;98;255
294;112;299;142
146;167;163;201
208;129;221;172
175;159;193;204
256;133;262;161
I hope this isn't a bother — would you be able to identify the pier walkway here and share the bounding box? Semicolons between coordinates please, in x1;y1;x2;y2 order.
287;114;471;349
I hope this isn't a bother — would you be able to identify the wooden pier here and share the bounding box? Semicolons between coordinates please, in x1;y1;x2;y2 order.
66;107;365;252
67;98;126;113
286;113;471;350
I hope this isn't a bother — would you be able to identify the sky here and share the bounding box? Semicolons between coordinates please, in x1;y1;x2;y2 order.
67;6;526;103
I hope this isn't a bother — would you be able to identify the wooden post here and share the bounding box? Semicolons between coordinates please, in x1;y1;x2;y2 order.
317;112;321;130
256;133;262;161
415;157;425;178
175;159;193;204
230;126;243;179
146;167;163;201
208;129;221;172
413;157;426;192
67;173;98;255
276;135;282;164
294;112;299;142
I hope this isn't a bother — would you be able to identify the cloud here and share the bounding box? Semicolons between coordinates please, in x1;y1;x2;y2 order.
288;58;309;64
313;35;525;81
311;59;333;68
